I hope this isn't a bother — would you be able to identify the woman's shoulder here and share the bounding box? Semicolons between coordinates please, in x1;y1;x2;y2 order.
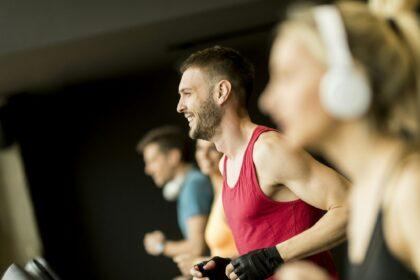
385;151;420;209
383;151;420;274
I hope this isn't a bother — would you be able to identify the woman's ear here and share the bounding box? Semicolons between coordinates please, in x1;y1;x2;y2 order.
215;80;232;105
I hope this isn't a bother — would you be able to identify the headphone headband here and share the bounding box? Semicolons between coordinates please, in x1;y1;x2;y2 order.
313;5;372;120
313;6;353;68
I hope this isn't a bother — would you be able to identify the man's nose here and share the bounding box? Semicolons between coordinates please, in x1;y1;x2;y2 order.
177;96;186;113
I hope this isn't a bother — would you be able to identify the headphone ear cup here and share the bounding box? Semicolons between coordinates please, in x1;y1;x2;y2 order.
320;66;372;120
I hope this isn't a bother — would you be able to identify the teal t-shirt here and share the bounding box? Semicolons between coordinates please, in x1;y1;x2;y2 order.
177;168;213;238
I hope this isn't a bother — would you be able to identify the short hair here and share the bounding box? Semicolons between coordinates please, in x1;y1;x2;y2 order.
136;126;192;162
180;45;255;107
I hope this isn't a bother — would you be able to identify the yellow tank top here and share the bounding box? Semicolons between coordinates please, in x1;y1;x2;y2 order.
205;192;237;257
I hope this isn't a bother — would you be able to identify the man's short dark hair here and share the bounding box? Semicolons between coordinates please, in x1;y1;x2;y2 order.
136;126;192;162
180;45;255;107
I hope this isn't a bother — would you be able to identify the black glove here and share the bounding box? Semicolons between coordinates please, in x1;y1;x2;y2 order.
231;247;283;280
196;256;231;280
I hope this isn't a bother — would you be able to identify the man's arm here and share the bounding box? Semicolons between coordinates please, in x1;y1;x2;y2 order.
163;215;208;257
254;132;350;261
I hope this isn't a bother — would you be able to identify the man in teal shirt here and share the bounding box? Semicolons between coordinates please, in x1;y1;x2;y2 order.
137;126;213;258
177;168;213;238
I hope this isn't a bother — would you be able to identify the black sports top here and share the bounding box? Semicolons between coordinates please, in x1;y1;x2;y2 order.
348;149;418;280
349;210;418;279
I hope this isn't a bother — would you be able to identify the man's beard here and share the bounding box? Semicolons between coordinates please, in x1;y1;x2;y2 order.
190;95;222;140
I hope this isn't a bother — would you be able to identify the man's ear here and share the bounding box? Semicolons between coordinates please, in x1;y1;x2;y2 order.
214;80;232;105
167;149;182;166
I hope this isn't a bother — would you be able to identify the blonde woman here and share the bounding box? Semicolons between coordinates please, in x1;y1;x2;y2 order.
259;0;420;279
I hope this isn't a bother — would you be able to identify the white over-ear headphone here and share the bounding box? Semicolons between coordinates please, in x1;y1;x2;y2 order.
313;6;372;120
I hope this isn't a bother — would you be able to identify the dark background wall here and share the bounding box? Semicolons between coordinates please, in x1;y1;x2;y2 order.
0;0;348;279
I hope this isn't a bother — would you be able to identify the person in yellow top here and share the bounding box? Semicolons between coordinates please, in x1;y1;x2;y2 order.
174;139;237;276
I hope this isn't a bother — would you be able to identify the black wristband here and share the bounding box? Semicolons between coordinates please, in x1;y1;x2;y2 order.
231;247;283;279
196;256;231;280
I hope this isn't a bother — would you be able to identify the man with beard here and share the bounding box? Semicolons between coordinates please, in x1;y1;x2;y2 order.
176;46;348;280
137;126;213;263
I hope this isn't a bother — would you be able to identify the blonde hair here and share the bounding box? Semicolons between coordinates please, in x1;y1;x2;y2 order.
278;0;420;141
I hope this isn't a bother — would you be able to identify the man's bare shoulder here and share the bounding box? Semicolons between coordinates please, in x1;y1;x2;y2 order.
254;131;302;161
218;155;226;175
253;131;309;178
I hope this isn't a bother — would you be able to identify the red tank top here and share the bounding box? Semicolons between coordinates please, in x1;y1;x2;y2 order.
222;126;338;279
